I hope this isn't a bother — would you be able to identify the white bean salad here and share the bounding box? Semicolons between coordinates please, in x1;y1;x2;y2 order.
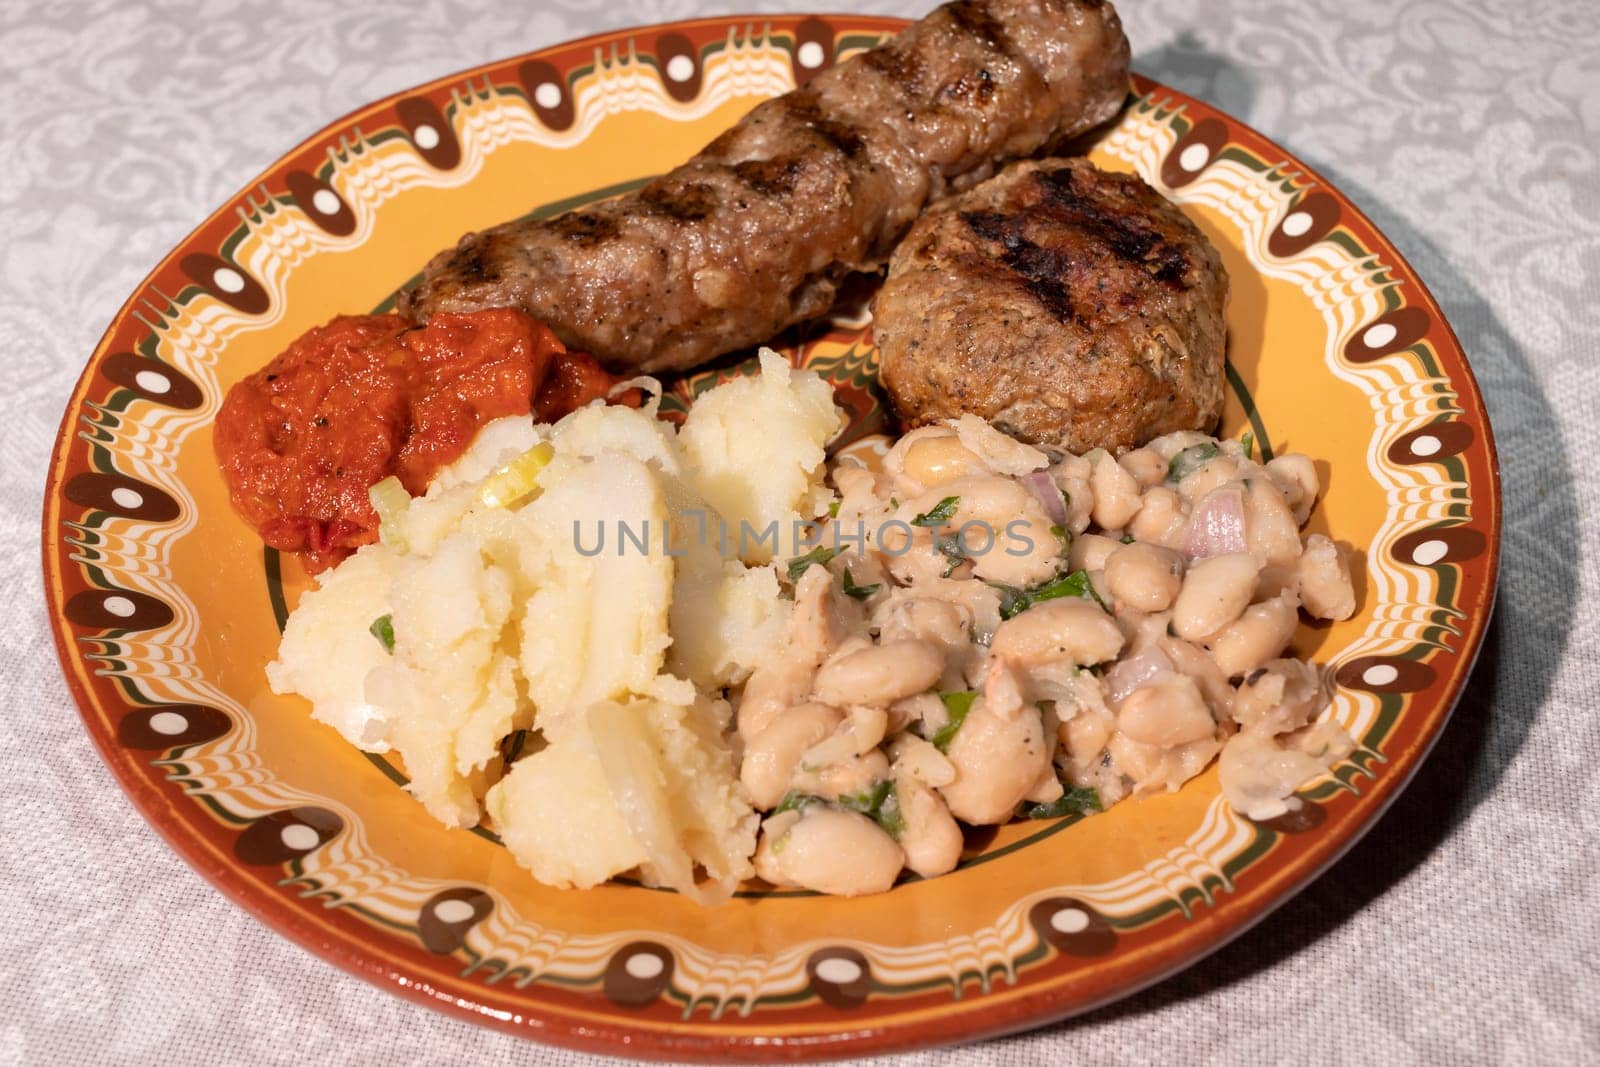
738;416;1358;897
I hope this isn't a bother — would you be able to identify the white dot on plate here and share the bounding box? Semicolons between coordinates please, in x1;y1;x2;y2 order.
110;487;144;510
1410;434;1442;457
665;54;695;83
1050;907;1091;934
814;957;862;984
212;267;245;294
432;898;476;924
279;823;320;851
797;41;826;68
103;595;136;618
1178;143;1210;172
134;369;171;394
1362;663;1399;686
1362;322;1397;349
1412;539;1448;566
625;952;665;980
148;711;188;736
311;188;341;216
534;81;562;109
412;124;440;150
1280;210;1313;237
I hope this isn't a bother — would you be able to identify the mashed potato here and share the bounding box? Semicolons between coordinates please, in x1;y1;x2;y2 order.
268;351;839;896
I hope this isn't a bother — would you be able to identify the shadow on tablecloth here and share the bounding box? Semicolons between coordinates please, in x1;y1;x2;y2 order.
1054;39;1579;1026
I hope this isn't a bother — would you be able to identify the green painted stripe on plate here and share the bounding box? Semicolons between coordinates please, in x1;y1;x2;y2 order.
1225;359;1274;462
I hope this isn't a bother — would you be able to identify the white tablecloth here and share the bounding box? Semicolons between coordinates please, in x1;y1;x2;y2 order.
6;0;1598;1062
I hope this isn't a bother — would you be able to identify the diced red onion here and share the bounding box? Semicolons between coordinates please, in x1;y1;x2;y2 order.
1023;471;1067;526
1104;645;1174;705
1183;486;1247;559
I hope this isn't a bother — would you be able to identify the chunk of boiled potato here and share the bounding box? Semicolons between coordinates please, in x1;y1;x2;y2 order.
266;543;398;752
366;532;521;828
678;349;842;564
487;724;648;889
516;449;674;740
668;552;791;689
487;695;755;895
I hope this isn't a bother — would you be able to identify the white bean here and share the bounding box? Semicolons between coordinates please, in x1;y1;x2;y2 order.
740;702;842;808
893;772;963;878
1068;533;1121;573
1127;485;1188;549
814;639;944;708
1297;534;1356;620
1119;447;1168;488
1090;450;1142;529
897;429;987;490
939;700;1049;825
1177;455;1240;503
1244;477;1302;566
1172;552;1261;642
754;808;904;896
900;476;1060;587
795;748;891;801
1104;541;1185;613
1117;674;1215;746
1147;430;1212;460
736;656;815;741
990;598;1125;668
1266;453;1320;525
1208;594;1299;678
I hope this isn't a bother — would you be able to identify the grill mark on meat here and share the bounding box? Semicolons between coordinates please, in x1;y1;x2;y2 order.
734;157;805;197
445;240;498;284
551;212;619;244
960;209;1083;324
639;181;717;220
1034;166;1192;285
945;0;1011;54
780;93;868;158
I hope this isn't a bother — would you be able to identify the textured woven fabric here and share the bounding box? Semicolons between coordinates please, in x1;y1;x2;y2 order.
5;0;1598;1062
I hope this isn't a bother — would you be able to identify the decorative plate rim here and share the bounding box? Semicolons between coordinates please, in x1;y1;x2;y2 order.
42;13;1502;1061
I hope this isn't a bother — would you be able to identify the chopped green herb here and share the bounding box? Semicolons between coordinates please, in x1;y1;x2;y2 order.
369;614;395;653
931;691;978;752
992;569;1107;621
1240;431;1255;461
774;790;821;815
775;783;905;836
889;496;899;508
911;495;960;528
1167;442;1221;482
837;780;891;817
1121;533;1136;544
842;568;881;601
827;500;840;518
1018;786;1103;820
933;533;966;577
786;546;836;582
874;784;906;837
1050;523;1070;551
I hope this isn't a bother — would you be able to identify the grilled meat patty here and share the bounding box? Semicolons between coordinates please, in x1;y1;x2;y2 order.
874;158;1228;452
402;0;1130;372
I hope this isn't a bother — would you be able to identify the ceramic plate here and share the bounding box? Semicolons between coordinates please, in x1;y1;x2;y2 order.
43;14;1500;1060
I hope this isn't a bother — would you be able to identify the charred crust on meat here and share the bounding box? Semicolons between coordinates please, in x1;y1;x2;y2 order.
780;93;867;158
1033;166;1193;285
733;156;805;196
944;0;1012;55
551;212;619;244
960;209;1083;325
446;239;499;284
639;181;717;220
